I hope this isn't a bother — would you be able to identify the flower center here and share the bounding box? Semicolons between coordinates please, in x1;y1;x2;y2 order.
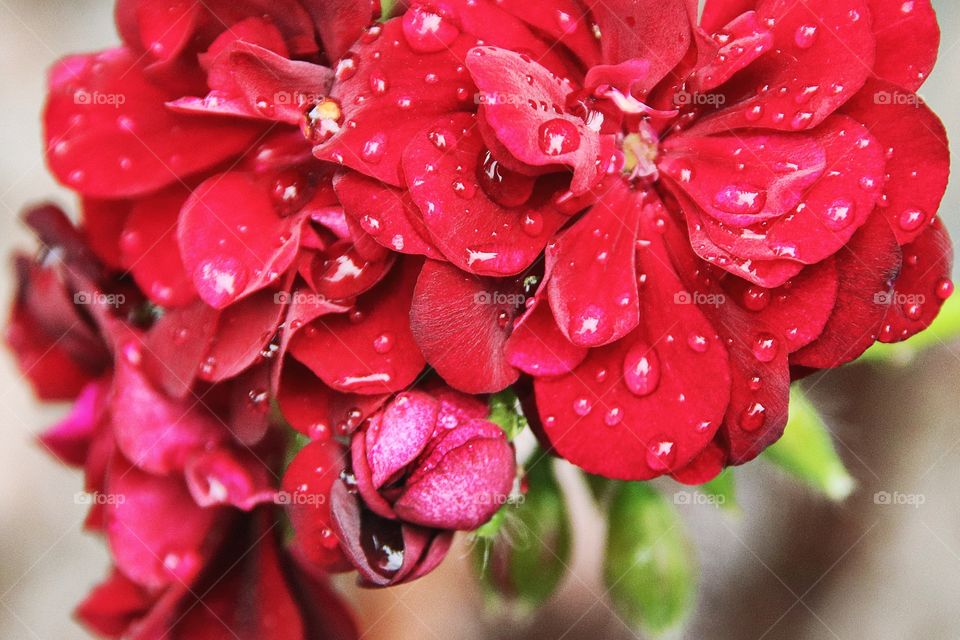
621;124;660;182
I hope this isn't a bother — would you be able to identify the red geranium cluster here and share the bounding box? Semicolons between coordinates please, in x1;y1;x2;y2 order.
8;0;951;636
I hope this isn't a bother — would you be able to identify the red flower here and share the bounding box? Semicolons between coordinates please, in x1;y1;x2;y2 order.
313;0;952;480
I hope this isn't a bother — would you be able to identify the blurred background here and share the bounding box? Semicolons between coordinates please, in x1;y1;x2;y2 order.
0;1;958;638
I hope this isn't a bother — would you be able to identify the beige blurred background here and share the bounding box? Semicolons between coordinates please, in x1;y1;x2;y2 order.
1;1;959;639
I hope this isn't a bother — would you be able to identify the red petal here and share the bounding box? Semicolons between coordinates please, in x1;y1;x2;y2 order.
696;0;875;133
304;0;379;61
466;47;603;194
484;0;601;68
690;11;774;93
410;260;519;394
334;172;442;259
792;213;902;368
868;0;939;91
82;199;129;270
535;204;731;480
841;79;949;245
878;219;953;343
178;172;307;309
312;241;396;301
39;380;109;466
185;448;277;511
75;570;152;638
546;183;641;348
140;300;219;398
365;392;438;488
403;113;567;276
44;48;260;198
506;295;588;376
670;441;727;485
289;259;425;394
702;0;758;32
200;287;285;383
119;187;197;308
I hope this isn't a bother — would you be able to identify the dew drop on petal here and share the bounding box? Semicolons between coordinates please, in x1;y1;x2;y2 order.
712;184;766;215
794;24;818;49
538;118;581;156
623;344;660;397
824;198;855;230
572;397;593;416
645;438;677;472
752;333;779;363
739;402;766;432
898;208;926;232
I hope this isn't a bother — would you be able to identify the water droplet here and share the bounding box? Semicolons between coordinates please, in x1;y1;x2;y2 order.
742;286;771;311
794;24;818;49
645;438;677;472
572;397;593;416
687;333;710;353
713;184;766;215
361;133;387;164
335;55;358;81
903;302;923;320
739;402;766;432
369;68;389;95
790;111;814;130
752;333;779;363
898;208;926;232
361;214;382;236
538;118;581;156
745;104;764;122
521;212;544;236
271;170;309;214
452;179;477;199
935;278;954;300
194;256;249;307
402;4;461;52
623;344;660;397
555;9;578;34
372;333;394;354
824;198;855;230
309;423;331;441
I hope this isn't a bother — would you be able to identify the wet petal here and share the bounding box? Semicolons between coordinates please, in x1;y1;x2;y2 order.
199;287;285;382
506;295;588;376
868;0;939;91
185;448;277;511
365;392;439;489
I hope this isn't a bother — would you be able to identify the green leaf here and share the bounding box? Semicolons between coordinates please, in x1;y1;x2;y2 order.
487;390;529;441
861;294;960;364
380;0;399;21
474;458;572;610
605;483;696;635
699;469;738;512
762;386;855;501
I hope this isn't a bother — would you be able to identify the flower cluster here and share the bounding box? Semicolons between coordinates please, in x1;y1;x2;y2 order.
9;0;952;636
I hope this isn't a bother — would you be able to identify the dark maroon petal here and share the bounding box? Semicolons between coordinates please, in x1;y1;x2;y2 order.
841;79;950;245
670;441;727;485
878;220;953;343
535;203;731;480
868;0;939;91
591;0;693;84
365;392;439;488
228;364;273;446
170;42;334;125
199;287;285;383
334;171;443;259
328;481;404;586
39;380;109;466
546;183;641;348
119;188;196;308
44;49;260;198
75;569;153;639
178;172;307;309
313;19;475;187
82;199;129;271
112;350;226;475
403;113;567;276
105;457;222;590
185;448;277;510
283;440;350;571
792;214;902;368
289;259;426;395
466;47;604;193
695;0;874;133
506;295;588;376
140;300;219;399
410;260;519;394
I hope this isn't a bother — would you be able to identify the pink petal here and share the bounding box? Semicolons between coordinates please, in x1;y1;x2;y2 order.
546;183;641;348
410;260;519;394
140;300;219;399
199;287;285;383
75;569;152;638
39;380;109;466
289;259;426;395
185;447;276;511
178;171;307;309
365;392;439;489
312;241;396;301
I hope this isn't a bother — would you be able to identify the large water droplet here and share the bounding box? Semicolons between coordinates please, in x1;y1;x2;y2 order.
538;118;581;156
794;24;818;49
402;4;461;52
824;198;855;230
739;402;766;432
752;333;779;363
645;438;677;472
898;208;926;232
361;133;387;164
372;332;394;354
623;344;660;397
194;256;249;307
713;184;766;215
572;397;593;416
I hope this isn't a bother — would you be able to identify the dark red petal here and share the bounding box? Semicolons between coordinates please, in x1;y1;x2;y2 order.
868;0;939;91
228;364;273;446
506;295;588;376
39;380;109;466
75;569;152;638
115;0;202;63
289;259;425;395
170;42;334;125
140;300;219;399
112;351;226;475
106;457;222;590
546;183;641;348
878;219;953;343
185;448;277;511
690;11;774;93
199;287;285;383
660;129;826;227
485;0;601;68
283;440;350;570
591;0;693;84
304;0;379;61
44;49;260;198
394;420;515;530
313;20;475;186
466;47;603;193
334;172;442;259
119;188;196;308
841;79;949;245
365;392;439;488
178;172;307;309
403;113;566;276
792;213;902;368
82;199;129;270
536;204;731;480
410;260;519;394
695;0;874;133
670;441;727;485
